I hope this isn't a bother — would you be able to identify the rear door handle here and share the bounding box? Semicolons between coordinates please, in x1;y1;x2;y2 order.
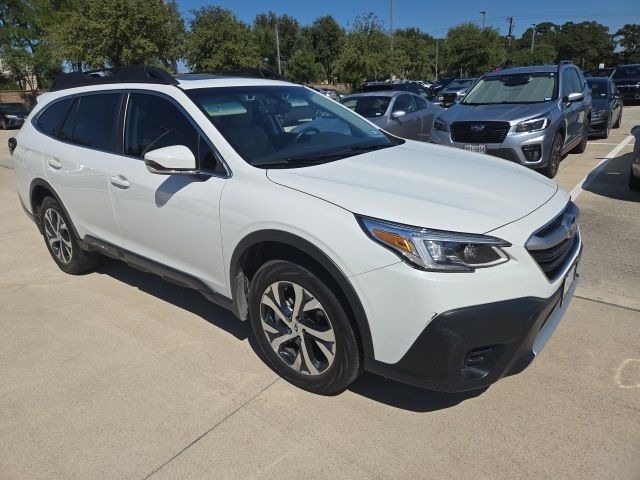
110;175;130;189
47;157;62;169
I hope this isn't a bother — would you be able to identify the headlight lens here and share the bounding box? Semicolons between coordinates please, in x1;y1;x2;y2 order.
515;117;550;133
592;109;606;118
359;217;511;272
433;117;449;132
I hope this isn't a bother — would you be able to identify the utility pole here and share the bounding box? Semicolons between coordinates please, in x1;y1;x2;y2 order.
530;24;537;53
389;0;394;52
435;40;439;80
506;16;514;47
275;19;282;75
480;11;487;31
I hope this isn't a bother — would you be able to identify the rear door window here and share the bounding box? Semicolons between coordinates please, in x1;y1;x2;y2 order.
73;94;121;151
36;97;74;137
414;96;428;110
393;94;416;113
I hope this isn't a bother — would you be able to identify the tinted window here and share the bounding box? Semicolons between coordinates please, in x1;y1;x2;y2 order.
198;136;225;174
125;93;198;158
587;79;608;98
74;94;120;151
568;69;583;93
58;99;78;142
414;96;428;110
393;94;416;113
341;96;391;117
561;70;573;96
36;98;74;137
612;66;640;79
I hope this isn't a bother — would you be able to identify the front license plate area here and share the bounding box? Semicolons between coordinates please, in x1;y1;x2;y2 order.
563;263;578;301
464;144;486;153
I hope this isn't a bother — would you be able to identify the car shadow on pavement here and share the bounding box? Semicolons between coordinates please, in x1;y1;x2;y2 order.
584;151;640;202
348;372;486;412
94;259;250;341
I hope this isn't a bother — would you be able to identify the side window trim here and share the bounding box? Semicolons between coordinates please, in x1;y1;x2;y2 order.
121;89;231;178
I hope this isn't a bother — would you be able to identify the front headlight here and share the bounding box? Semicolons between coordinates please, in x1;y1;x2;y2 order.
433;117;449;132
515;116;550;133
358;217;511;272
592;109;606;118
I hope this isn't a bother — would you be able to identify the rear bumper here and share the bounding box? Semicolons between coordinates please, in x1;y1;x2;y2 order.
365;260;580;393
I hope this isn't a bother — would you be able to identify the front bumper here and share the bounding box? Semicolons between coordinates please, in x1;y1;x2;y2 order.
430;128;554;168
365;267;579;392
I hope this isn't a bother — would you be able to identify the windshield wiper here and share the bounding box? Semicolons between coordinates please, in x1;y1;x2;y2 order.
256;143;392;168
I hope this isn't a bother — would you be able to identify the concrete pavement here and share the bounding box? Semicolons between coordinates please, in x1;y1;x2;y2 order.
0;110;639;479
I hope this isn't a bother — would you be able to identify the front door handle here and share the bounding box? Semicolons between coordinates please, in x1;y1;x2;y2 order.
110;175;130;189
47;157;62;169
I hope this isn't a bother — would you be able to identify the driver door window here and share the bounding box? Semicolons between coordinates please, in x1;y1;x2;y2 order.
393;94;416;114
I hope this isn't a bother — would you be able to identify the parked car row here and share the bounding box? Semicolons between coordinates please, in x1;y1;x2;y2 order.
0;102;32;129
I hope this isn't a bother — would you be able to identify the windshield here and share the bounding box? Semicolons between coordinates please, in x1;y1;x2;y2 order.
341;96;391;118
187;85;397;168
1;103;30;114
463;73;557;105
612;66;640;79
587;79;608;98
447;79;475;89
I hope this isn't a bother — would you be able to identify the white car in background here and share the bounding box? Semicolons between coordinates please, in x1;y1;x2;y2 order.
10;67;582;394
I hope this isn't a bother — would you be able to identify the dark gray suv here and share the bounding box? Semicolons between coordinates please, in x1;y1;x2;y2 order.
431;62;592;178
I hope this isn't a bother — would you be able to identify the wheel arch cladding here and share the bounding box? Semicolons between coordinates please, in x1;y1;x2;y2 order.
29;178;78;238
230;230;375;359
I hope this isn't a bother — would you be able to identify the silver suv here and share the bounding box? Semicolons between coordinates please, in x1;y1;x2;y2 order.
431;63;592;178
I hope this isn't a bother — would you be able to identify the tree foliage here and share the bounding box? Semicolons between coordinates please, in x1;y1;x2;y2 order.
48;0;185;70
308;15;344;82
615;24;640;64
253;12;300;73
444;24;506;76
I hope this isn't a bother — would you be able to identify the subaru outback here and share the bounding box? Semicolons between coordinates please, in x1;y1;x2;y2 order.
10;66;582;395
431;62;592;178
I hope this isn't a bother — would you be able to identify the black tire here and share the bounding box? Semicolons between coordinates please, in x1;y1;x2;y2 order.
572;118;589;154
630;166;640;191
613;109;622;129
541;132;563;179
38;196;101;274
248;260;361;395
599;114;611;139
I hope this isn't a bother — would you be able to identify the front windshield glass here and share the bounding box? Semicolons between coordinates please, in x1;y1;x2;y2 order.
341;96;391;118
612;66;640;79
447;79;475;89
587;79;608;98
462;73;557;105
187;86;397;168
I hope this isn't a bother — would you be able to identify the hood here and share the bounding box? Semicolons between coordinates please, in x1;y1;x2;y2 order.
266;142;558;234
439;102;554;124
591;97;609;110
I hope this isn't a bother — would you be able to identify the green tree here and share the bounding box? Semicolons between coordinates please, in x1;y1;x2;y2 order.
554;21;615;68
335;13;393;85
48;0;184;70
287;49;321;83
615;24;640;63
252;12;300;73
0;0;64;91
444;24;505;76
308;15;345;82
185;6;260;71
393;28;436;79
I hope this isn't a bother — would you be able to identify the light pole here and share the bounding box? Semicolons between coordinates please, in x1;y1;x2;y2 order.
480;11;487;31
435;40;439;80
530;24;537;53
275;19;282;75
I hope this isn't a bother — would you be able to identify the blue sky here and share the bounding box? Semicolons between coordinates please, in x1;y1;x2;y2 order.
176;0;639;38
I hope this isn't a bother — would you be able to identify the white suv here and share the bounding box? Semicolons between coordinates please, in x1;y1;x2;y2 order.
11;67;582;395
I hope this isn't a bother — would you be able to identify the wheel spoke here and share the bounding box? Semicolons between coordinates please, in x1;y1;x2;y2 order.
302;323;335;343
302;298;321;312
47;235;59;247
315;339;335;364
262;295;290;325
291;284;304;319
300;337;319;375
261;317;281;335
290;349;302;372
270;331;294;351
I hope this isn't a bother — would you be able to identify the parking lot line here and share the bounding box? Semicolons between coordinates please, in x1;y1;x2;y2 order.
569;134;635;200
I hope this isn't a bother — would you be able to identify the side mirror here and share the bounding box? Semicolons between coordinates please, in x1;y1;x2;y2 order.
144;145;197;175
566;92;584;103
391;110;407;119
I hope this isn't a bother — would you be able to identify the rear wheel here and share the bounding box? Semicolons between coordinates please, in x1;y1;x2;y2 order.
600;114;611;139
613;110;622;129
630;166;640;191
541;132;563;179
248;260;361;395
38;197;101;274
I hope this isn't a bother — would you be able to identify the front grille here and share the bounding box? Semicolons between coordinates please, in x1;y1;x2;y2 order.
451;121;510;144
526;202;580;281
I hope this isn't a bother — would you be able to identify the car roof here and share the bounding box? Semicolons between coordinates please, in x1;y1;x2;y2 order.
484;65;560;77
343;91;403;99
173;74;296;90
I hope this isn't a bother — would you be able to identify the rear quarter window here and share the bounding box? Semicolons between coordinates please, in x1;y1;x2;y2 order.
36;98;74;137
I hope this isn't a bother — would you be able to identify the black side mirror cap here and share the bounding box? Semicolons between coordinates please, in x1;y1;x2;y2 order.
8;137;16;155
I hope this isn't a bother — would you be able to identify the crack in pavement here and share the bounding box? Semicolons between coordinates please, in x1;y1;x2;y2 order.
142;377;280;480
574;294;640;314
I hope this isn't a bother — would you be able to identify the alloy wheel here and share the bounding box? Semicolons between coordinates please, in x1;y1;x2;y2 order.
549;135;562;176
259;281;336;375
43;208;73;264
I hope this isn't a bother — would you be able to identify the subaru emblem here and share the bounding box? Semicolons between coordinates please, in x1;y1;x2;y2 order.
470;123;485;132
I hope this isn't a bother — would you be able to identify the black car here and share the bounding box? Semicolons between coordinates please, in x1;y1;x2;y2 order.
612;64;640;103
587;77;623;139
429;77;455;95
584;68;615;78
0;102;31;129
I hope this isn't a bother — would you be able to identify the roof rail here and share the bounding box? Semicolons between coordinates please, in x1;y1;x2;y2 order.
50;66;179;91
185;67;287;81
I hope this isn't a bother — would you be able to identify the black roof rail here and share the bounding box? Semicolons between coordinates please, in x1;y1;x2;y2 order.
184;67;287;81
50;66;179;91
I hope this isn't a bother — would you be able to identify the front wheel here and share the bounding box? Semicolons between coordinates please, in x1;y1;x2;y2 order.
613;110;622;129
541;132;563;179
248;260;362;395
572;118;589;154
